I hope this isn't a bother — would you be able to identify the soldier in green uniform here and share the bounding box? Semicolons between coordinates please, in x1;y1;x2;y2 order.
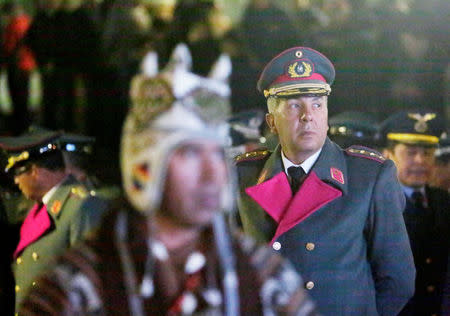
0;130;109;312
235;46;415;315
379;111;450;316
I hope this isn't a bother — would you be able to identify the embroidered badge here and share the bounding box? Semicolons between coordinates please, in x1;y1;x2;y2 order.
407;113;436;133
330;167;344;184
288;61;312;78
51;200;62;215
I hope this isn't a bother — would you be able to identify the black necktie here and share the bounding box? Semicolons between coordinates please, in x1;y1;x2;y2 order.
288;166;306;193
411;191;425;209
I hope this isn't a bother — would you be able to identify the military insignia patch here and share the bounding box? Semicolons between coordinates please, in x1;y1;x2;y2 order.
407;113;436;133
51;200;62;215
330;167;344;184
287;61;312;78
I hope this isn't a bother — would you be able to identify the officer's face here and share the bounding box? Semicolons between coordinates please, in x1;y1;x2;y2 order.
13;164;42;201
159;140;228;228
386;144;435;188
266;96;328;163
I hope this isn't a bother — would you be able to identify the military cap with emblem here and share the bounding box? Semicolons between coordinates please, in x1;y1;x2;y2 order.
328;111;379;148
0;130;63;173
257;46;335;98
378;110;446;148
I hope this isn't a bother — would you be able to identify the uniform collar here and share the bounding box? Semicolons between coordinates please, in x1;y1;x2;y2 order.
45;175;78;219
259;138;348;195
42;178;64;205
402;185;425;199
281;147;322;175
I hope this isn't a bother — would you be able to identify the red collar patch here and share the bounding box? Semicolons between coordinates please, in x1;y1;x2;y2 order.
330;167;344;184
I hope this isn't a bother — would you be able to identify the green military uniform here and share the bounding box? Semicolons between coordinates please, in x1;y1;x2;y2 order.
0;131;110;312
13;175;108;311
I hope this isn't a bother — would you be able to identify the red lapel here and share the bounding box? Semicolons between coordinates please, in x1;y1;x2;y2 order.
271;171;341;243
245;172;292;222
245;171;342;244
14;203;52;258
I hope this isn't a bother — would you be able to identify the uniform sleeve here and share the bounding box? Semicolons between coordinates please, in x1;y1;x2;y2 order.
365;160;415;315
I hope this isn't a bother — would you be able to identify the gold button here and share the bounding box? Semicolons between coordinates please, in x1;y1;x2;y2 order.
16;257;23;264
32;281;37;287
32;252;39;261
306;243;315;251
425;258;432;264
272;242;281;251
15;285;20;293
427;285;435;292
305;281;314;290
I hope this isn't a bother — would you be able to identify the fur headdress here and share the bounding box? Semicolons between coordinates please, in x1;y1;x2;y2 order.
120;43;233;214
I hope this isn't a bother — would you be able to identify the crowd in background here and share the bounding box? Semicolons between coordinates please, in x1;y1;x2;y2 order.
0;0;449;186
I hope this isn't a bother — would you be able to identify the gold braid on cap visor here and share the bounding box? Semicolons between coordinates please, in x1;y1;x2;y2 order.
387;133;439;145
6;151;29;172
264;83;331;98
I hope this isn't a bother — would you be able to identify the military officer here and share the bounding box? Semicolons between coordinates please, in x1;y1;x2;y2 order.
235;46;415;315
379;111;450;316
0;130;109;312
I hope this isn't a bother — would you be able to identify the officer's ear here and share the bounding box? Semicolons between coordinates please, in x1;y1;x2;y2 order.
266;113;277;134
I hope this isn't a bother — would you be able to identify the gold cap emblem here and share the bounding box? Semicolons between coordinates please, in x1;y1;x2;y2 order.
407;113;436;133
288;61;312;78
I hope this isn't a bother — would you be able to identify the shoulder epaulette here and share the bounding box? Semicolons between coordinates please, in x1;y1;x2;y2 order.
234;150;270;164
70;186;88;199
345;146;385;163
